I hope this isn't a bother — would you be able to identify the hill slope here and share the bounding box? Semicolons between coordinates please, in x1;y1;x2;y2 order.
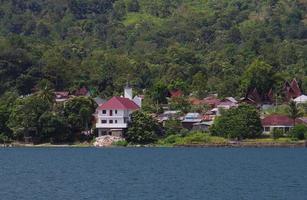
1;0;307;98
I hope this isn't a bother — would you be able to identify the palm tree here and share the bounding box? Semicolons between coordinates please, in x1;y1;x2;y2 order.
288;100;303;125
36;84;55;107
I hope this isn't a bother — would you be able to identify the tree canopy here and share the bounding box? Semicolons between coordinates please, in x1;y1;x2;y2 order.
0;0;307;99
210;104;263;139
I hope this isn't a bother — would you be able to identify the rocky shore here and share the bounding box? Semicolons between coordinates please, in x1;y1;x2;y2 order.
93;135;125;147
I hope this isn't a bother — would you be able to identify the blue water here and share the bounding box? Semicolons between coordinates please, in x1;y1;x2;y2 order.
0;148;307;200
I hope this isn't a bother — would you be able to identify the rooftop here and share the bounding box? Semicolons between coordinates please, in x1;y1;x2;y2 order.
98;96;140;110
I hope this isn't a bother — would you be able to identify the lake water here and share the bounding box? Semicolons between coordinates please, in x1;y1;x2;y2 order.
0;148;307;200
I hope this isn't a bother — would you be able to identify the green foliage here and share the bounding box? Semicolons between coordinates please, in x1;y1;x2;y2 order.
125;111;162;144
241;59;275;94
63;96;97;134
169;96;190;113
39;112;69;143
271;129;284;140
112;140;128;147
287;101;304;125
0;133;10;143
8;94;51;139
0;0;307;99
2;0;307;143
157;132;227;146
210;104;262;139
164;119;183;136
290;124;307;140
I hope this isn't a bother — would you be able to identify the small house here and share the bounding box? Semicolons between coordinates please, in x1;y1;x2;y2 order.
182;113;202;130
261;115;305;134
95;85;140;137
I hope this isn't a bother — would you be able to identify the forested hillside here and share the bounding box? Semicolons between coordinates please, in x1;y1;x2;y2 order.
1;0;307;98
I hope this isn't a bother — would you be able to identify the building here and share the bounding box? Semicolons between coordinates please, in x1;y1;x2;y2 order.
95;85;140;137
283;79;302;102
261;115;305;134
157;110;180;125
293;95;307;104
181;113;202;130
54;91;70;103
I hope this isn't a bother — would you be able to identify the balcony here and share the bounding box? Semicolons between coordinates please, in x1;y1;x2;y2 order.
96;123;128;129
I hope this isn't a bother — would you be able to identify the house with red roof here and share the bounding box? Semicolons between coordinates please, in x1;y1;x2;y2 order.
95;85;140;137
283;79;302;102
261;114;305;134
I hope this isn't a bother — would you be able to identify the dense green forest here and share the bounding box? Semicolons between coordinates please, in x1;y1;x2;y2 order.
1;0;307;98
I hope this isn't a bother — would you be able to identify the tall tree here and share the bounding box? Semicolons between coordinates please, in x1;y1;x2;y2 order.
288;101;303;125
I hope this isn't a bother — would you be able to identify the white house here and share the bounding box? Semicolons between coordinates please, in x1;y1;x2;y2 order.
95;86;140;137
293;95;307;104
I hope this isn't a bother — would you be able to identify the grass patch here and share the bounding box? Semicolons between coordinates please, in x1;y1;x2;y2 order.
157;132;227;146
243;138;300;143
112;140;128;147
123;13;164;26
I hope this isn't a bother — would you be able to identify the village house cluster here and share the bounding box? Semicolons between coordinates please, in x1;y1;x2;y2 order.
54;78;307;138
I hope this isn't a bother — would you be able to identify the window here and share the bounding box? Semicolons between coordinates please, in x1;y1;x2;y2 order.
102;110;106;114
285;127;290;132
264;127;270;132
115;120;118;124
110;110;113;116
115;110;118;114
101;120;107;124
109;120;113;124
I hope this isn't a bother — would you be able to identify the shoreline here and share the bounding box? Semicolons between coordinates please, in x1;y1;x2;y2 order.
1;141;307;148
175;141;307;148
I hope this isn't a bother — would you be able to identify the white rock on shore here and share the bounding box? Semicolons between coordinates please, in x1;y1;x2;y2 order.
93;135;125;147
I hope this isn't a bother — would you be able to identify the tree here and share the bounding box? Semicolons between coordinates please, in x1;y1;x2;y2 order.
126;0;140;12
0;92;18;139
210;104;263;139
8;94;51;140
63;97;97;136
164;119;183;136
291;124;307;140
149;81;169;104
39;112;69;143
125;111;162;144
241;59;275;95
287;101;303;125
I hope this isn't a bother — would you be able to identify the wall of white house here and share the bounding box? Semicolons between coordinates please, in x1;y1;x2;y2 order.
263;126;292;134
96;109;133;129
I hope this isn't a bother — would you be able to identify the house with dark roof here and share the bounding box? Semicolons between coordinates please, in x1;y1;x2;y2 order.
261;115;306;134
283;79;302;102
54;91;70;103
95;86;140;137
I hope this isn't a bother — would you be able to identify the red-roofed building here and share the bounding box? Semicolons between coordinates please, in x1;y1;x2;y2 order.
95;87;140;137
262;115;305;134
283;79;302;102
170;89;183;98
54;91;70;102
75;86;90;96
202;96;221;108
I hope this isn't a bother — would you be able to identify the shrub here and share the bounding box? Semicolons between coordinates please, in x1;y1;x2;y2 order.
271;129;284;139
0;133;9;143
210;104;262;139
113;140;128;147
125;111;162;144
291;125;307;140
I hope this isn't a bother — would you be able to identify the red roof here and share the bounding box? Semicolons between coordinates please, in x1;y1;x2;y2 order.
98;97;140;110
75;86;88;96
170;90;183;98
202;96;221;107
54;91;69;99
262;115;304;126
290;79;302;98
